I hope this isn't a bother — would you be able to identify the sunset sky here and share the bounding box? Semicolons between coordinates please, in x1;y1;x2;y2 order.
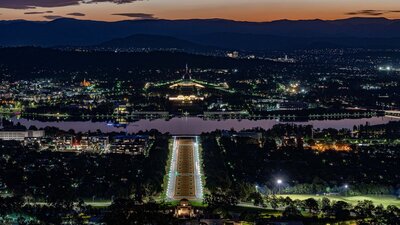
0;0;400;22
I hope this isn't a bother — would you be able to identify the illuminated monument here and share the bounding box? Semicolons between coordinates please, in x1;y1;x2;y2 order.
143;64;232;112
168;65;206;103
169;64;205;90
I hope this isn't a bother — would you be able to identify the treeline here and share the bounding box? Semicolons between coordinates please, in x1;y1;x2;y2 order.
201;128;399;200
202;192;400;224
0;133;170;203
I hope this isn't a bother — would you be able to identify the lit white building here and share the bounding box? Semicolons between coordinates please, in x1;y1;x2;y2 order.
0;130;45;141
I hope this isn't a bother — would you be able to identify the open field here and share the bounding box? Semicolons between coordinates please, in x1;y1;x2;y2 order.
277;194;400;207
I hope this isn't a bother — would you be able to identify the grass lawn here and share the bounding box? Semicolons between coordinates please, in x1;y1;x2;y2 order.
190;200;206;207
230;205;282;217
277;194;400;207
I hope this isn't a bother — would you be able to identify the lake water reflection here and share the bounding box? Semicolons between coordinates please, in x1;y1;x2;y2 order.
10;116;400;135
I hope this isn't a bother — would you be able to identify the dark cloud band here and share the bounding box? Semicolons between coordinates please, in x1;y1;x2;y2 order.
0;0;141;9
112;13;157;20
24;11;54;15
346;10;400;16
67;12;86;17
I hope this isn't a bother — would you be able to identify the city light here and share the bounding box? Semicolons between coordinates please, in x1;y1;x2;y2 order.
166;137;178;199
378;65;400;72
194;136;204;199
1;1;400;223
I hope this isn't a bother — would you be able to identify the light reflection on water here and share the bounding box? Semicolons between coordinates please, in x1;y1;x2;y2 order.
10;116;400;135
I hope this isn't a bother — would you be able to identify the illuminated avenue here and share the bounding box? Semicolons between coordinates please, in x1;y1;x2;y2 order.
167;136;203;201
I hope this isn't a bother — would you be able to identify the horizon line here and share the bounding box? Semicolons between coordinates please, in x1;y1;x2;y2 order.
0;16;397;23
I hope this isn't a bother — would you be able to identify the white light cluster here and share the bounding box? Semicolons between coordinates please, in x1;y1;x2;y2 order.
166;137;178;199
194;136;204;199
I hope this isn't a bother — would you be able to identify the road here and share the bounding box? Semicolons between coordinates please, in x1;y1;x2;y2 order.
166;136;203;200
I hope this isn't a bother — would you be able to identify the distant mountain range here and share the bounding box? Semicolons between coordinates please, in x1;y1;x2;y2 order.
1;17;400;51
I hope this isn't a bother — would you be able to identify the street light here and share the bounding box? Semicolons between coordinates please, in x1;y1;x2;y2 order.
276;179;283;195
343;184;349;196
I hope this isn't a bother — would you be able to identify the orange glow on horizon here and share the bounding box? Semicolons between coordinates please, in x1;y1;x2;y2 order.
0;0;400;22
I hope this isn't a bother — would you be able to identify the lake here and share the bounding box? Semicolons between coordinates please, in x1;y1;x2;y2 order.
9;116;400;135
